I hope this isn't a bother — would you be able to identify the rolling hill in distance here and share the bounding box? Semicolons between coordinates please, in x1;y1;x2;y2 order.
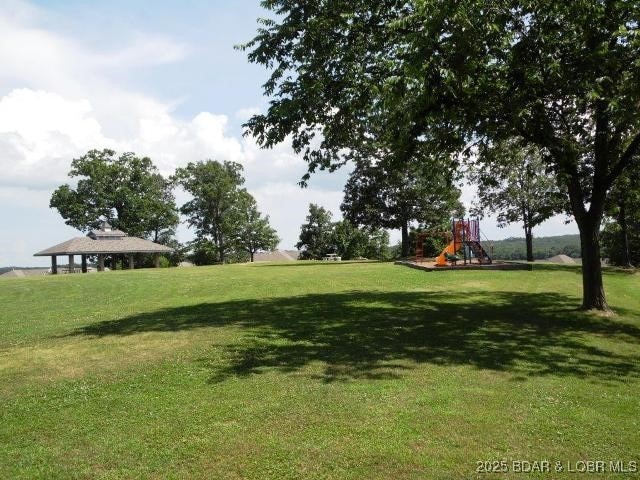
485;234;581;261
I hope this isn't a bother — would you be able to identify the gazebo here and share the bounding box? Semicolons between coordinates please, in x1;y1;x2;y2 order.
34;221;173;274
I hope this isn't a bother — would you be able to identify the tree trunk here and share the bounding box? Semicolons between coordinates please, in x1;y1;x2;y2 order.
250;251;254;262
576;215;609;311
523;204;534;262
525;227;534;262
619;202;631;267
562;162;609;311
218;234;225;264
525;231;534;262
401;221;409;258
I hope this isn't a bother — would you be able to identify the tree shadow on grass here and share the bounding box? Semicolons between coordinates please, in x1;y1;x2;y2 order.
69;291;640;384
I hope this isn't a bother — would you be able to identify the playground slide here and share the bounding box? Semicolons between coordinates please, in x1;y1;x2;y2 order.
436;240;456;266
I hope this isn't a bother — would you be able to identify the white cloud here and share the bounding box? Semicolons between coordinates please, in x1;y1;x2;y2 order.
94;33;188;68
0;2;189;140
131;111;246;176
0;89;113;187
235;106;261;121
0;89;102;146
0;83;313;195
252;183;344;249
0;2;344;265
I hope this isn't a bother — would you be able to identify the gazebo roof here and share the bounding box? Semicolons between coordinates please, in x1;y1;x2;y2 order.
34;222;172;256
87;220;127;239
34;237;172;256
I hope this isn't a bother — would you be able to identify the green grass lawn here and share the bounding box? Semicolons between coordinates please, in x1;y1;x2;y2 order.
1;262;639;479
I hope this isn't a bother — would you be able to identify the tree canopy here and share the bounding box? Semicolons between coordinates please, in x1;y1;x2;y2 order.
296;204;390;260
243;0;640;310
469;139;566;261
296;204;335;260
342;156;463;257
330;219;390;260
174;160;278;264
174;160;245;264
50;149;178;239
234;191;280;262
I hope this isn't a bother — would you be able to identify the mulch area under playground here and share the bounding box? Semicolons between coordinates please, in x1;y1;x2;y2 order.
395;260;533;272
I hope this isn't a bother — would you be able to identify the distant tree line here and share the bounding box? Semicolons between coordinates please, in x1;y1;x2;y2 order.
0;266;47;275
50;149;279;266
486;235;582;261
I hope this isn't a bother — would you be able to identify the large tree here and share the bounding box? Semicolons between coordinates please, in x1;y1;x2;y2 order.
234;191;280;262
467;1;640;310
296;204;335;259
342;156;463;258
50;149;178;239
173;160;247;264
243;0;640;310
469;139;566;262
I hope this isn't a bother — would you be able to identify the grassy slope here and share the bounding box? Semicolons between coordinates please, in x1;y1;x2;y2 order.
0;262;638;479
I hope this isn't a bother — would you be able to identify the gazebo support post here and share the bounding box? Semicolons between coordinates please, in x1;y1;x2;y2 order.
128;254;135;270
97;254;104;272
154;253;160;268
51;256;58;275
81;255;87;273
68;254;75;274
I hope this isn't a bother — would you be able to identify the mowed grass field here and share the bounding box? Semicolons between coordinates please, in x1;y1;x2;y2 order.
1;262;639;479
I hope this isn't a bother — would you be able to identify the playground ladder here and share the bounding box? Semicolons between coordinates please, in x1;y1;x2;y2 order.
466;240;492;264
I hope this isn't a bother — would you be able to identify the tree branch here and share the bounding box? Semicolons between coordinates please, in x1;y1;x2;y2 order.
606;129;640;188
590;101;612;215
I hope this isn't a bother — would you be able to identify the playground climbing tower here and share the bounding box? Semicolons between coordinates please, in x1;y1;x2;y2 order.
435;218;492;266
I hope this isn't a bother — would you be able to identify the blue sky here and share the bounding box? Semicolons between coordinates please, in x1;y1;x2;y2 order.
28;0;268;124
0;0;577;267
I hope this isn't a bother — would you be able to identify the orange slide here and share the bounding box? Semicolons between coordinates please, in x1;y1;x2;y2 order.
436;240;457;266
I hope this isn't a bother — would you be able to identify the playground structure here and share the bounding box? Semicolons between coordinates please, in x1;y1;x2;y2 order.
415;218;493;267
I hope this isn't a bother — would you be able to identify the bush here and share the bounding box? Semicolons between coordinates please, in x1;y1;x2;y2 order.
158;256;171;268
